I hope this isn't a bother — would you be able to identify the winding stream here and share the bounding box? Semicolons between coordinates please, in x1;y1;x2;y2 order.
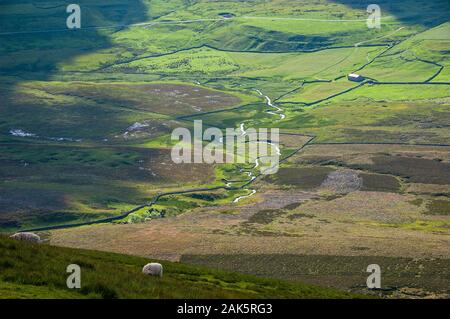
232;89;285;203
233;189;257;203
256;89;286;120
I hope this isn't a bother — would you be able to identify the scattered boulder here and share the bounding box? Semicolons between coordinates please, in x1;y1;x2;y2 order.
142;263;163;277
10;232;41;243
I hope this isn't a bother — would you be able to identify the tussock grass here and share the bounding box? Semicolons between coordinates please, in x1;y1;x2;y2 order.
0;236;360;299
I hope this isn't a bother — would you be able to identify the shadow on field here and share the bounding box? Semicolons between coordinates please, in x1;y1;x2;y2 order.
0;0;148;75
0;0;150;135
331;0;450;27
0;1;150;230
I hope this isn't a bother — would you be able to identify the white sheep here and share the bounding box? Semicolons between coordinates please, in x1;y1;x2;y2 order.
142;263;163;277
10;232;41;243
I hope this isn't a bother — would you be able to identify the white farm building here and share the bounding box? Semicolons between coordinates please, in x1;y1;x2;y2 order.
347;73;364;82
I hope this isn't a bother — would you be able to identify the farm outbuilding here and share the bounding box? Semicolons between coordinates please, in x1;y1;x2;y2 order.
347;73;364;82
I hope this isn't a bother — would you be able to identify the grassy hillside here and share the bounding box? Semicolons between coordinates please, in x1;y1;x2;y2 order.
0;236;361;299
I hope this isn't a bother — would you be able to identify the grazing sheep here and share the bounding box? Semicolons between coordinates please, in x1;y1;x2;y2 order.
142;263;163;277
10;232;41;243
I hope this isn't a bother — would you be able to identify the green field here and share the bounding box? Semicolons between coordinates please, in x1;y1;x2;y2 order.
0;0;449;229
0;0;449;300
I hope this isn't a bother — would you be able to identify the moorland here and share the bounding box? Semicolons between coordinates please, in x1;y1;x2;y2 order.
0;0;449;298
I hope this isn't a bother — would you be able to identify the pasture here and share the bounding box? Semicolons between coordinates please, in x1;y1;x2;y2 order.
0;0;449;299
